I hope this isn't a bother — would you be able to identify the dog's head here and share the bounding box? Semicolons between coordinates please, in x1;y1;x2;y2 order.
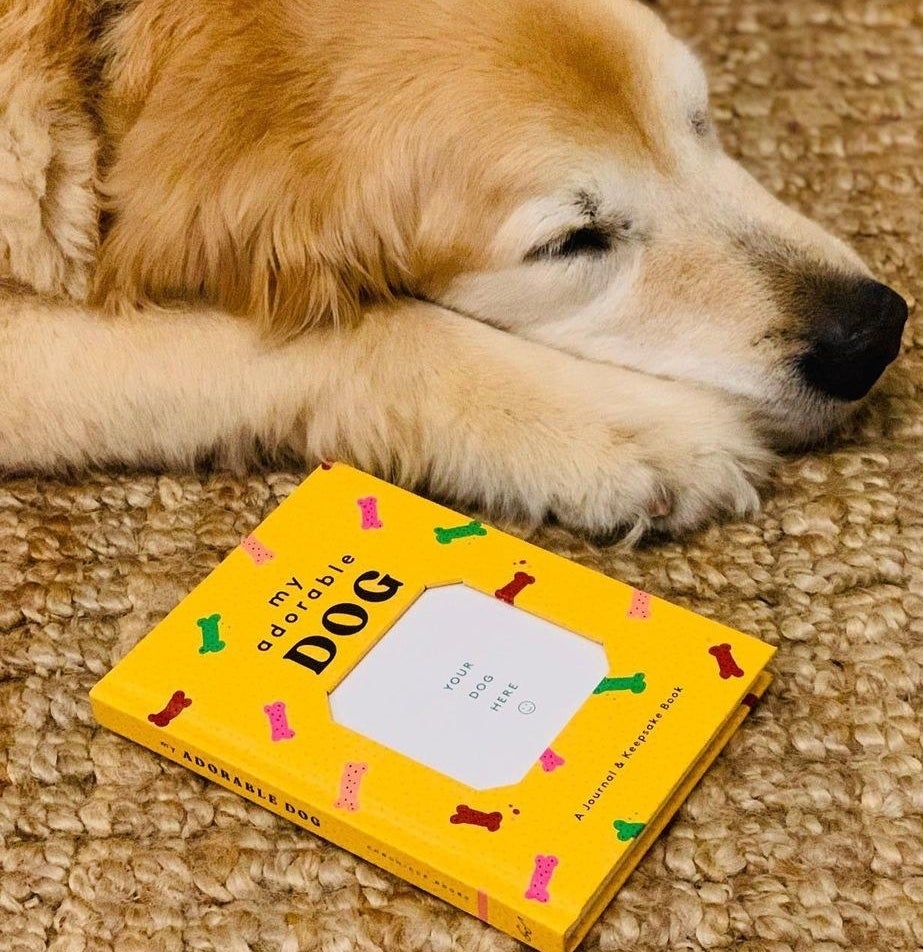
100;0;907;447
388;0;908;448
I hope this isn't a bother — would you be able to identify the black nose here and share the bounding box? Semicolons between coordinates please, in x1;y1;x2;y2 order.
796;278;908;401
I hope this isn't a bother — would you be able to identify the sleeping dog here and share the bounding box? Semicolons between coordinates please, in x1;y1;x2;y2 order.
0;0;906;538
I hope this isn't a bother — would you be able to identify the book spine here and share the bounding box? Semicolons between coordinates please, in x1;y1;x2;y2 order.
90;693;563;952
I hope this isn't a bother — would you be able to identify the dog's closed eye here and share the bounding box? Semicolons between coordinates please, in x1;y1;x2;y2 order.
525;224;614;261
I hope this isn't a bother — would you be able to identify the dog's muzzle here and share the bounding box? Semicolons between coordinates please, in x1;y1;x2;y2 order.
796;278;908;401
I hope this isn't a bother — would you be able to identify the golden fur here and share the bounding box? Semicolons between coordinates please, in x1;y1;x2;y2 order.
88;0;670;337
5;0;775;336
0;0;904;538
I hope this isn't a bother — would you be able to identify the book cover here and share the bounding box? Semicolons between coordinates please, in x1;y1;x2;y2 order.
89;462;775;952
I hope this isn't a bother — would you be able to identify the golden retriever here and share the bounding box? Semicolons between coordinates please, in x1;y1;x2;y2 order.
0;0;907;539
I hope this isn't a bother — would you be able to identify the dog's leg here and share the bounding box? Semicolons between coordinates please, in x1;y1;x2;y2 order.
0;295;771;538
0;2;98;299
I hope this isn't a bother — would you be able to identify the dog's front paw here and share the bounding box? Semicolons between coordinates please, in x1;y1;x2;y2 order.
542;385;773;542
639;410;771;537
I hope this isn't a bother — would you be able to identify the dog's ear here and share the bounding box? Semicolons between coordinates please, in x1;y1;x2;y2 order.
92;167;389;339
249;251;364;340
212;199;371;340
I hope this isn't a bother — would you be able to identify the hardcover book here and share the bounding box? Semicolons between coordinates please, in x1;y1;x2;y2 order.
90;463;775;952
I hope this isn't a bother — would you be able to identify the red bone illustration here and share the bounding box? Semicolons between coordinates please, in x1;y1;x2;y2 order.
148;690;192;727
495;571;535;605
709;643;745;679
450;804;503;832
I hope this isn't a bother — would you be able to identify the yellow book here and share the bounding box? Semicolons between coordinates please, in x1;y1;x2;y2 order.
90;463;774;952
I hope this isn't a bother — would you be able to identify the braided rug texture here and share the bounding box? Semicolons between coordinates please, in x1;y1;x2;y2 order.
2;1;922;950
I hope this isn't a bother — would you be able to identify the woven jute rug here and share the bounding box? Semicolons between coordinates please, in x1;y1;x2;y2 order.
2;1;922;950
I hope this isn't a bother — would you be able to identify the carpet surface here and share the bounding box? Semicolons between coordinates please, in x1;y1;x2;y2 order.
2;1;922;950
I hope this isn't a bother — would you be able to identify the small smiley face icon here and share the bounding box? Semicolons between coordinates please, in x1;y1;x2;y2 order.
518;700;536;715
